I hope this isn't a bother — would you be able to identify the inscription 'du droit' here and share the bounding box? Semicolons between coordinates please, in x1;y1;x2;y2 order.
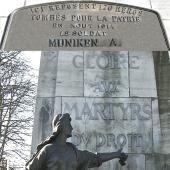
71;132;144;150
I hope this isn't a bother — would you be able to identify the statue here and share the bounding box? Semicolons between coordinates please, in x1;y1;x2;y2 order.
26;113;128;170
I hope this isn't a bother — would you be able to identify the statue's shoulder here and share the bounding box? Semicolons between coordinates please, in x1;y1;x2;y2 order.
66;142;78;160
66;142;77;150
37;143;53;153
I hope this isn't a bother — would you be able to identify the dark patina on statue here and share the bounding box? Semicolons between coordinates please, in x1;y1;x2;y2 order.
26;113;128;170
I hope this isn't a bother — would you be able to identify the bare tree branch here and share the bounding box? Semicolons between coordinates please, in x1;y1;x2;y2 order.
0;52;36;164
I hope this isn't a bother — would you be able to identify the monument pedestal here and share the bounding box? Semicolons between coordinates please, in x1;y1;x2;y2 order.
31;51;170;169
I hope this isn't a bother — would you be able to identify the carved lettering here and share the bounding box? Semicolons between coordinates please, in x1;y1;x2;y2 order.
117;134;127;147
93;80;120;93
72;132;144;149
130;56;140;69
107;134;116;147
127;133;144;149
63;101;151;121
109;38;121;47
130;103;151;120
49;38;98;47
93;103;115;120
72;30;107;37
32;14;66;21
72;55;83;68
30;3;143;16
71;15;93;22
64;102;80;120
72;54;130;69
96;133;106;147
112;16;140;22
71;133;91;146
71;23;92;29
97;16;108;22
86;55;95;69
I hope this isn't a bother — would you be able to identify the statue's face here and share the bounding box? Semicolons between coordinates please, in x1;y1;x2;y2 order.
62;119;73;138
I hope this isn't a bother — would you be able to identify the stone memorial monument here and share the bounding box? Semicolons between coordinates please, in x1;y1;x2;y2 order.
32;51;169;170
26;113;128;170
31;50;170;170
0;1;170;170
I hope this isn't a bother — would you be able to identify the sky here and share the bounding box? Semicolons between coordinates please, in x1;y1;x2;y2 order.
21;51;41;71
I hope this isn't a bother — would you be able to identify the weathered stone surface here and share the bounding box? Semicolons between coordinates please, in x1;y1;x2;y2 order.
62;97;152;153
55;51;84;96
37;52;58;97
30;51;170;170
153;52;170;99
84;51;129;97
53;97;62;117
152;99;161;152
1;2;169;50
129;51;157;97
146;154;170;170
159;100;170;154
31;97;61;154
123;154;145;170
90;154;145;170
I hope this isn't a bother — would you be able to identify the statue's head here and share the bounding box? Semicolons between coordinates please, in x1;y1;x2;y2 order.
52;113;73;138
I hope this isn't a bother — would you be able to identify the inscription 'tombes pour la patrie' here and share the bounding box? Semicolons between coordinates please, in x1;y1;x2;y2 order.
30;3;143;48
1;1;169;50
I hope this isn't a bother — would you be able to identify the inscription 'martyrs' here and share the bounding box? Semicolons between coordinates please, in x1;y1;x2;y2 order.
64;101;151;121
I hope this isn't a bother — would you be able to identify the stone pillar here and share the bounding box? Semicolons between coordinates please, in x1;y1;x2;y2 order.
31;51;168;169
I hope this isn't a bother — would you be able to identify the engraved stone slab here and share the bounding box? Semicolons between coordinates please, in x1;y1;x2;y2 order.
84;51;129;97
62;97;152;153
1;1;169;50
92;154;145;170
129;51;157;97
31;97;61;153
37;52;59;97
146;154;170;170
122;154;145;170
55;51;84;96
153;51;170;100
152;99;161;152
159;99;170;154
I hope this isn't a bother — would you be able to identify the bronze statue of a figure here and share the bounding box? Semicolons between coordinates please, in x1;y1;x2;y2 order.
26;113;128;170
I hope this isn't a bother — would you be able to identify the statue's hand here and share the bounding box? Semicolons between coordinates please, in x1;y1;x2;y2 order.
117;148;128;166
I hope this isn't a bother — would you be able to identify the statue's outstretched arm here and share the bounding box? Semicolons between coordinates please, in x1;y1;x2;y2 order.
81;148;128;168
97;148;128;166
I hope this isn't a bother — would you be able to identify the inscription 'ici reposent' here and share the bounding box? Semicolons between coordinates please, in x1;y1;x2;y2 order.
29;3;143;49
